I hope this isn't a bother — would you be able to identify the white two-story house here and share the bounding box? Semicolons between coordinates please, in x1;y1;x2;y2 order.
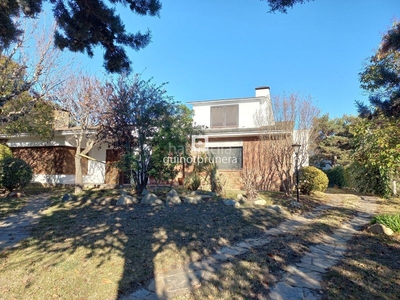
188;86;293;190
4;86;305;189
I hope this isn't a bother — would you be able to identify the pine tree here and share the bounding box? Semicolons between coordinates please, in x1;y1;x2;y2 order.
0;0;161;73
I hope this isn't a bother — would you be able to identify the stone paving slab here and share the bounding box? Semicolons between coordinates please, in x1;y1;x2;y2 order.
295;262;326;273
267;195;378;300
284;271;322;289
308;245;346;257
312;243;347;253
0;194;51;251
269;282;319;300
151;269;204;299
124;288;159;300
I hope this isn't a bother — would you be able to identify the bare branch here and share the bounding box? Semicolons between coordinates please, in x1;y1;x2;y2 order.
0;14;75;120
249;92;320;195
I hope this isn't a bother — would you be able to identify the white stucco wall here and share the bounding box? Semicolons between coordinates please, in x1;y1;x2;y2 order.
84;146;107;184
293;129;310;167
6;135;74;148
192;98;274;129
190;87;274;129
32;174;75;185
193;105;211;127
238;101;260;128
207;140;243;148
255;87;270;97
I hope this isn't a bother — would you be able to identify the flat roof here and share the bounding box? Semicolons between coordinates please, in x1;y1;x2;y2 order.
187;96;265;105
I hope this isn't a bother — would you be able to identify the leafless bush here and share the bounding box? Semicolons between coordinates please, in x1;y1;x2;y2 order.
240;168;258;201
249;93;320;196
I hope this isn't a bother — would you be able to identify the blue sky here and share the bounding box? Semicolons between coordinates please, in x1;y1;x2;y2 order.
75;0;399;118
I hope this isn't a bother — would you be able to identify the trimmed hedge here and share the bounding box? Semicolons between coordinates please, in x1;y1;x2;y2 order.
325;166;346;188
299;166;329;195
0;157;33;192
344;162;391;197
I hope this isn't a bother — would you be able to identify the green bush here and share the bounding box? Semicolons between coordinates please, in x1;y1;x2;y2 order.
0;144;12;161
207;161;224;194
299;166;329;195
185;173;201;191
325;166;346;188
371;214;400;232
344;162;391;197
0;157;33;192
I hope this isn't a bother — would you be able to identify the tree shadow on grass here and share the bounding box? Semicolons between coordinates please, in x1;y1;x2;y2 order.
0;192;287;299
186;204;358;300
321;232;400;300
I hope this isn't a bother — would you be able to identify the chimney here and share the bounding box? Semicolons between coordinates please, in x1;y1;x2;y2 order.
53;109;70;129
255;86;270;98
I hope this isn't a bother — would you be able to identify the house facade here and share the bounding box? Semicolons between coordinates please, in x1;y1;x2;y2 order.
5;131;109;186
188;86;293;190
4;86;305;190
1;107;121;186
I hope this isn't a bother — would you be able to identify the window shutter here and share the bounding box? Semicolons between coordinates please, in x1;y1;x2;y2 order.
225;105;238;127
210;105;239;128
211;106;224;127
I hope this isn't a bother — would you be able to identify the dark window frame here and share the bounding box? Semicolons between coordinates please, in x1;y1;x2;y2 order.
208;146;243;170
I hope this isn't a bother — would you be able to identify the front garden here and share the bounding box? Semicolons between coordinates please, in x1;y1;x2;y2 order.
0;187;399;300
0;187;307;299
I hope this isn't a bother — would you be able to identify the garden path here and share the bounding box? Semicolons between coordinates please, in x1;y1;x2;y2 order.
123;195;378;300
0;194;51;250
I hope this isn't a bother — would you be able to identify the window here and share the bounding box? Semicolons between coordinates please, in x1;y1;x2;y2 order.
208;147;243;170
210;105;239;128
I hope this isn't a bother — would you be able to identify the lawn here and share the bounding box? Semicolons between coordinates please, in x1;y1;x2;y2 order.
2;188;396;300
0;185;67;219
320;196;400;300
178;191;361;299
0;188;294;300
0;193;27;218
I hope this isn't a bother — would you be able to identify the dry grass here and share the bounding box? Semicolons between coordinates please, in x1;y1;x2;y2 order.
3;188;396;300
0;184;69;219
321;233;400;300
179;191;360;300
0;188;288;299
0;195;27;218
321;196;400;300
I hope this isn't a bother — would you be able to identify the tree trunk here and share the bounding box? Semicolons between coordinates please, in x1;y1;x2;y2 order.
75;150;83;195
136;163;148;194
182;144;186;179
75;138;95;195
393;180;397;196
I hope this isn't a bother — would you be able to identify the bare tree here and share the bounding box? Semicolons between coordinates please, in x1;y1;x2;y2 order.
250;93;320;196
0;15;73;124
241;138;279;196
54;74;108;194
